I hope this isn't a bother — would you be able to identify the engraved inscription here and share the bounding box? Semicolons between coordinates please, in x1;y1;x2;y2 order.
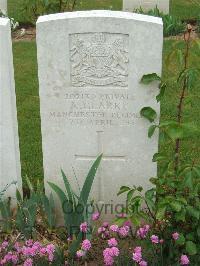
70;33;129;87
49;92;141;127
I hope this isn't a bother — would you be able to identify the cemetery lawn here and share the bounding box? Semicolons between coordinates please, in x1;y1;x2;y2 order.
8;0;200;24
13;39;200;186
170;0;200;20
13;42;44;187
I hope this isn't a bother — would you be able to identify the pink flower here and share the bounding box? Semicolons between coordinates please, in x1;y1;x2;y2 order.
144;224;150;231
118;213;127;218
33;241;42;249
98;226;106;234
1;241;8;249
40;247;47;255
4;252;13;262
118;226;129;237
150;235;159;244
108;238;118;247
134;246;142;253
48;253;54;262
140;260;148;266
110;247;119;257
172;232;179;240
25;240;33;247
76;249;85;258
0;258;6;264
24;258;33;266
133;252;142;263
46;243;55;253
80;222;88;233
22;247;36;256
160;239;164;244
109;225;119;232
133;246;142;263
103;248;114;266
81;239;91;251
103;247;119;266
104;230;110;238
104;255;114;266
180;255;190;265
103;222;109;228
11;255;18;264
92;212;100;221
103;248;112;257
14;242;21;253
137;225;150;239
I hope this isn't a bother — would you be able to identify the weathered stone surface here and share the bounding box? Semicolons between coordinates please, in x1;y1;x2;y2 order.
37;11;163;220
0;0;7;15
123;0;169;13
0;18;22;201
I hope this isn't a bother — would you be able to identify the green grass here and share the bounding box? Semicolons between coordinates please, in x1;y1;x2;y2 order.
8;0;200;24
13;42;44;185
12;40;200;185
170;0;200;20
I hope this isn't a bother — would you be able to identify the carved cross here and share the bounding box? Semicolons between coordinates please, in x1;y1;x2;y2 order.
75;131;126;200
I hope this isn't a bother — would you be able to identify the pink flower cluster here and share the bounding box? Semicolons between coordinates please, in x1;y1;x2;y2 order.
80;222;88;233
0;240;55;265
76;239;92;259
132;247;147;266
98;222;110;239
98;222;130;239
180;255;190;265
136;225;150;239
103;246;119;265
172;232;179;241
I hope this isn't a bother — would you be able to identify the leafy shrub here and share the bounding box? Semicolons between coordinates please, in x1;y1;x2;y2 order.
135;6;185;37
21;0;78;23
117;25;200;265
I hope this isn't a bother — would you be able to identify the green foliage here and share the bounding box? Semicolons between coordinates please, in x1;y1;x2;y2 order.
0;199;12;233
140;107;157;123
21;0;78;23
16;179;41;239
135;6;186;37
118;28;200;264
162;14;186;37
15;181;54;238
41;193;56;230
48;154;102;256
140;73;161;84
0;182;17;232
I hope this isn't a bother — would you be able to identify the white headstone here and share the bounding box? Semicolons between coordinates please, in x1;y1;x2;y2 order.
0;0;7;15
0;18;22;202
123;0;169;13
37;11;163;220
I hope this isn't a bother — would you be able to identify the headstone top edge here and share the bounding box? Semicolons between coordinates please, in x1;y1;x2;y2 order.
0;17;9;26
36;10;163;26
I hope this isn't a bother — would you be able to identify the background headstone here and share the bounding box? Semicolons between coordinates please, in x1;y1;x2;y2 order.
37;11;163;221
123;0;169;13
0;18;22;201
0;0;7;15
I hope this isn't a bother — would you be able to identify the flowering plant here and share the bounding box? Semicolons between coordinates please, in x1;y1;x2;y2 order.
0;239;58;265
117;25;200;265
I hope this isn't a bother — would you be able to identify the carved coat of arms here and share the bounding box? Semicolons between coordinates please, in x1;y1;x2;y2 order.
70;33;129;87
